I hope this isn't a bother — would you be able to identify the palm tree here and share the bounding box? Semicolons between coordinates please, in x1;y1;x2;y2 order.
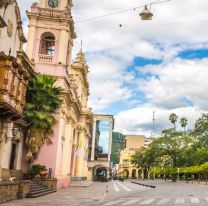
169;113;178;129
180;117;188;132
24;74;63;162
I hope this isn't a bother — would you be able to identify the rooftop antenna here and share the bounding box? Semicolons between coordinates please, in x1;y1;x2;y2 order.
152;111;155;138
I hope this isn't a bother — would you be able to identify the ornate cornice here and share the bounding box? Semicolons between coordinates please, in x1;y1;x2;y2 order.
66;115;76;126
76;124;90;138
26;4;76;40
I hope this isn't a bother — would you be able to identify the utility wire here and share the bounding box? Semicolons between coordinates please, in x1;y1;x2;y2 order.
111;21;208;28
74;0;177;24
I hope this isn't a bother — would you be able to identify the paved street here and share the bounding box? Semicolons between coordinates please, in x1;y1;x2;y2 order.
102;180;208;206
2;180;208;206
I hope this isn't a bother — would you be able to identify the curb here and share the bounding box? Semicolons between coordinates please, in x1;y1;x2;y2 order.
131;181;156;188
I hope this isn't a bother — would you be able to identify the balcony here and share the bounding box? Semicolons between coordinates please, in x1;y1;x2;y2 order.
38;54;53;63
28;5;69;19
0;52;31;120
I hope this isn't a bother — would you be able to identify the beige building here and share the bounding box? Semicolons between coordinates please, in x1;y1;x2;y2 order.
118;135;151;179
0;0;33;181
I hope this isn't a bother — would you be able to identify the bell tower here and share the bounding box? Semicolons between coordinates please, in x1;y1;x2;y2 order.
26;0;76;76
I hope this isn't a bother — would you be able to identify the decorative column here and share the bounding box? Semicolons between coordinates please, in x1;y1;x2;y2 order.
26;23;36;60
108;118;113;162
82;136;88;178
58;29;69;64
142;169;144;180
61;117;74;180
90;117;96;161
75;128;85;177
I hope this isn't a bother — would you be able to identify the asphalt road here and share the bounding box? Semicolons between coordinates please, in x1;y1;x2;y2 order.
2;180;208;206
101;180;208;206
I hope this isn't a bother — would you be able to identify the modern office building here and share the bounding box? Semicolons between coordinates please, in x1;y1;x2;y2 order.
87;114;114;181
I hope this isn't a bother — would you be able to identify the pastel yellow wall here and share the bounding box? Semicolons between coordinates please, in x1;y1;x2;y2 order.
126;135;145;150
118;135;145;178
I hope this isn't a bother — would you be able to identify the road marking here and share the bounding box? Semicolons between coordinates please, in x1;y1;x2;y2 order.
205;198;208;202
175;198;185;204
140;199;155;205
103;199;124;206
191;198;200;204
120;198;140;205
112;181;120;192
116;181;131;192
157;199;170;204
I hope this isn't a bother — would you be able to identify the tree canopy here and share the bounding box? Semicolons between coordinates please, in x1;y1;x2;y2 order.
131;113;208;178
24;74;63;161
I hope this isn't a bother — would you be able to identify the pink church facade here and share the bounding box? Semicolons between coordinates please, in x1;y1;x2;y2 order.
26;0;93;188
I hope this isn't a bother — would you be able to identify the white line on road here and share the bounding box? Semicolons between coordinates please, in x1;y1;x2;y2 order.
140;199;155;205
103;199;124;206
205;198;208;202
157;199;170;204
112;180;120;192
116;181;131;192
120;198;140;205
175;198;185;204
191;198;200;204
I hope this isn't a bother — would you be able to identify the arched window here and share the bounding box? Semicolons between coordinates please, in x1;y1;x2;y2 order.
39;32;55;56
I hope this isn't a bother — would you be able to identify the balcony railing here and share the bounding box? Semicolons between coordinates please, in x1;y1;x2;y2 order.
38;54;53;63
39;7;69;18
0;52;30;117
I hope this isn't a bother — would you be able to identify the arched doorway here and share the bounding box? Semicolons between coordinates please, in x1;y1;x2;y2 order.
123;169;129;179
96;167;107;181
132;169;136;179
138;169;142;179
93;165;108;181
144;168;148;179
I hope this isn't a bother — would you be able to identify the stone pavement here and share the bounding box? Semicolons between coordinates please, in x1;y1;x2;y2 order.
1;182;108;206
2;180;208;206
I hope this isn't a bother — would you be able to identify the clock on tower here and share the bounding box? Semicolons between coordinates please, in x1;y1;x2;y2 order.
48;0;58;8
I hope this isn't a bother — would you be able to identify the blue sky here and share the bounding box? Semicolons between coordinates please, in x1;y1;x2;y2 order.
19;0;208;136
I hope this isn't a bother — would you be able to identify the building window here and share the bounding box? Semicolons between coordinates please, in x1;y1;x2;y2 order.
39;32;55;56
0;15;7;28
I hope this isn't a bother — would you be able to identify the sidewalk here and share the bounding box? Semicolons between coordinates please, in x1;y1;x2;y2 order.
1;182;108;206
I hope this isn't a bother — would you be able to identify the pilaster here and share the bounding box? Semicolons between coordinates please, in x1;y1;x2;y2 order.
58;29;69;64
91;117;96;161
75;130;85;177
26;25;36;60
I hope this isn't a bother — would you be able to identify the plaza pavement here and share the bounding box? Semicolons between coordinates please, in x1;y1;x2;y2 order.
1;180;208;206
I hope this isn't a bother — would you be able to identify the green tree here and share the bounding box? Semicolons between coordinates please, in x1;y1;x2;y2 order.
24;74;63;162
180;117;188;132
192;113;208;147
169;113;178;129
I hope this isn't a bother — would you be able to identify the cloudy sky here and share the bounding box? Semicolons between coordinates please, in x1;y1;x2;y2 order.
19;0;208;136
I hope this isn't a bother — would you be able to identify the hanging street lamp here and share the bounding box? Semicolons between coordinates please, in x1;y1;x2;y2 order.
139;5;153;20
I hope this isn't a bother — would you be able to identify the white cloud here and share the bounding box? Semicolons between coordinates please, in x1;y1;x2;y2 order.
17;0;208;134
115;105;204;136
139;58;208;110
